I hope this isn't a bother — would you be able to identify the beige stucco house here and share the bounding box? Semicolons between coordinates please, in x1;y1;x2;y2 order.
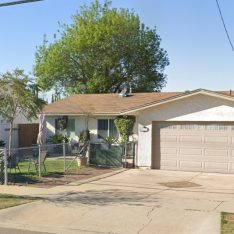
43;89;234;173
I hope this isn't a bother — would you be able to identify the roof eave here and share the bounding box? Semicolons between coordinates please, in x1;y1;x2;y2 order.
121;89;234;115
42;112;120;116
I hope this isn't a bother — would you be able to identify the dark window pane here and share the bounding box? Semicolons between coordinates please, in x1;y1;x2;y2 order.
98;119;108;138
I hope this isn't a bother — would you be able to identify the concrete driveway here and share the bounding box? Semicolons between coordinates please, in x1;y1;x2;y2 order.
0;169;234;234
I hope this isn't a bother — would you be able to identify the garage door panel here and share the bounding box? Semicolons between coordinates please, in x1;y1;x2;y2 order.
230;163;234;171
161;160;177;167
161;135;177;142
231;150;234;157
204;162;228;171
179;161;203;169
161;147;177;154
204;136;228;143
153;122;234;173
179;148;202;156
180;136;202;143
161;155;177;160
205;149;229;157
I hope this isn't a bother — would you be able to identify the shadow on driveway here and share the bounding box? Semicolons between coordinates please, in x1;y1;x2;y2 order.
50;188;165;207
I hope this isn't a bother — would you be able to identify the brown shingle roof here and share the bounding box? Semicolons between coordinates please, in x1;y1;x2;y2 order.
43;92;182;115
43;89;234;115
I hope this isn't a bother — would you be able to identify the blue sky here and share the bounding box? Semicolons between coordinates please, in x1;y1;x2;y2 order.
0;0;233;92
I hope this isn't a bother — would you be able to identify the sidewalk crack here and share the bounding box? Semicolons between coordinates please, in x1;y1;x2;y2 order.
137;205;158;234
213;201;224;211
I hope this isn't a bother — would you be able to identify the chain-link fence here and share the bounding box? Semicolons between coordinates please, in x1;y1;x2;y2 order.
0;141;136;185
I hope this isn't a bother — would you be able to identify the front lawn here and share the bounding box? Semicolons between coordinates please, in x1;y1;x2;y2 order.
0;194;38;210
7;158;79;184
5;159;118;187
221;212;234;234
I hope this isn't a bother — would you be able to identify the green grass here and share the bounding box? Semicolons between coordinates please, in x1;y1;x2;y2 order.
5;158;79;184
0;194;39;209
221;212;234;234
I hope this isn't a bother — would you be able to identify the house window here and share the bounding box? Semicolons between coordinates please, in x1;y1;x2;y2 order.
97;119;118;139
67;119;76;138
55;118;75;138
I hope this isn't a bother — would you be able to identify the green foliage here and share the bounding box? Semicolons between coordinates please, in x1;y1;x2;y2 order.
104;136;117;145
57;116;68;130
50;134;68;144
79;129;90;143
114;116;135;143
0;69;46;121
0;69;46;152
221;212;234;234
34;0;169;94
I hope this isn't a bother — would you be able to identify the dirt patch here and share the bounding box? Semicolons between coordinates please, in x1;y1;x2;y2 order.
13;167;120;188
159;181;201;188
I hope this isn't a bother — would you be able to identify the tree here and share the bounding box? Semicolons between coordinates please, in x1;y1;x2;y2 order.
34;0;169;94
0;69;46;154
114;116;135;143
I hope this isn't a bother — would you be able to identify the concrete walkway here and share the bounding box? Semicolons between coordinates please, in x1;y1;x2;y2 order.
1;169;234;234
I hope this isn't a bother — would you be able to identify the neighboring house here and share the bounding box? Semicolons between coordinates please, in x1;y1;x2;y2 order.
0;115;39;148
43;89;234;173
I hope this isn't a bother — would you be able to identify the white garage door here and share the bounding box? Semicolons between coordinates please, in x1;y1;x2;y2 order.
152;122;234;173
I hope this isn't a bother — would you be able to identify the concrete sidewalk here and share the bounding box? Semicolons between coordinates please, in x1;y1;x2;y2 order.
0;168;126;198
0;169;234;234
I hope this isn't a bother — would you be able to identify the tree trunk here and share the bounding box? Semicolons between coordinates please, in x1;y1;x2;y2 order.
8;121;13;156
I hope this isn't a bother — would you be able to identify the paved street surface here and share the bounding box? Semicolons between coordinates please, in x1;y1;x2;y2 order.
0;169;234;234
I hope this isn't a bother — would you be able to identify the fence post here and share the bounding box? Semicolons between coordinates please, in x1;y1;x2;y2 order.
63;141;66;172
38;145;41;178
4;147;7;185
124;143;127;168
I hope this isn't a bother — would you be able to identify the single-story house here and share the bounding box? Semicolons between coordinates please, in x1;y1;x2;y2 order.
43;88;234;173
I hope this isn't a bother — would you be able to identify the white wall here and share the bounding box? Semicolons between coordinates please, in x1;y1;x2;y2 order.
137;94;234;167
45;115;118;143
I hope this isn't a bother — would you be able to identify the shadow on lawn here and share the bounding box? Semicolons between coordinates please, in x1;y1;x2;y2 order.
8;172;38;184
7;171;67;184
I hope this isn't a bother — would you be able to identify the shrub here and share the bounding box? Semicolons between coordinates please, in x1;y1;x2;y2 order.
114;116;135;143
103;136;118;145
79;129;90;143
50;134;68;144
